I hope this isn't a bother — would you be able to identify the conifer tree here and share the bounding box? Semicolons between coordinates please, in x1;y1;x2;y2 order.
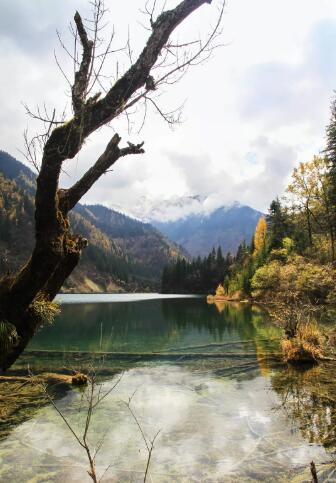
325;97;336;255
267;198;289;250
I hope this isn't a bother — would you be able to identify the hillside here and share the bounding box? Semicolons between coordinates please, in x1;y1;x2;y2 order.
152;203;262;257
0;151;185;292
76;204;185;279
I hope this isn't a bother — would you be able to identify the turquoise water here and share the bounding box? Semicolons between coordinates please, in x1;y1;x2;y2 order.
28;294;280;354
1;295;335;482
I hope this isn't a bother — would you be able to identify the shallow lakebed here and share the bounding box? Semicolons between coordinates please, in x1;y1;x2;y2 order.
1;294;335;482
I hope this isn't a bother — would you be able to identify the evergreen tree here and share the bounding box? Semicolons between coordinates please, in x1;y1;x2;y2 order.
249;234;255;254
161;246;232;294
325;96;336;259
216;246;223;264
267;198;289;250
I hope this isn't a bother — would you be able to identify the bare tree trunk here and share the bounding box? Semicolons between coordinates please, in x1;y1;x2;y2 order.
0;0;217;371
305;202;313;248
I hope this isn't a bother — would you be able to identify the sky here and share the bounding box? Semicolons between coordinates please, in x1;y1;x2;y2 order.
2;0;336;220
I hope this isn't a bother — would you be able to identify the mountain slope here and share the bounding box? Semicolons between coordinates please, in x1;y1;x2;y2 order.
76;204;185;279
0;151;185;292
153;204;262;257
0;172;136;292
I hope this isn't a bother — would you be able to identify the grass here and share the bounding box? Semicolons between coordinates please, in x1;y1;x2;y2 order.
281;322;323;363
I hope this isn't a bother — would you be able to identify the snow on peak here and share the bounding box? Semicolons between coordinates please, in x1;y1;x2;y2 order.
121;195;243;222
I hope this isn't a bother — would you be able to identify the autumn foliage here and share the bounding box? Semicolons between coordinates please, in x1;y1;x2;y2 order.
253;217;267;256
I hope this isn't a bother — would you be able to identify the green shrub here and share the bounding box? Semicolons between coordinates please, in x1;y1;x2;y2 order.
326;287;336;305
251;260;281;295
269;248;288;262
296;263;335;303
251;255;335;304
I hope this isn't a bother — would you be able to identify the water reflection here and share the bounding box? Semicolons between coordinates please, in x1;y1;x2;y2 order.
28;298;281;355
271;363;336;450
0;366;331;482
2;297;335;481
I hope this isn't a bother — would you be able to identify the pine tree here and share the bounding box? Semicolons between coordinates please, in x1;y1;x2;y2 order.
267;198;289;250
325;97;336;259
216;246;223;264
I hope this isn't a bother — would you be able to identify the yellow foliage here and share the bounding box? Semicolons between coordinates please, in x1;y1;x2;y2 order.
251;254;335;303
30;297;60;326
281;323;323;363
215;284;225;296
253;216;267;255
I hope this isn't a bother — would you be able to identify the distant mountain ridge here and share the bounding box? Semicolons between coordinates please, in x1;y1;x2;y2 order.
128;194;207;222
152;204;263;257
0;151;185;292
120;193;262;257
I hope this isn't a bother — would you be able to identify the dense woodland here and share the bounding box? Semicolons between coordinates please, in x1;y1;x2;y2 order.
162;246;231;294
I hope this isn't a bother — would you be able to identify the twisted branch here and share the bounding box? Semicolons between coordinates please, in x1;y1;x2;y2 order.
59;134;145;213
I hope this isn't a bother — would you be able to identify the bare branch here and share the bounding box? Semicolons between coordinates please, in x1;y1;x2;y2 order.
57;29;80;66
23;103;64;126
124;391;161;483
144;95;184;125
54;50;72;87
155;1;225;88
85;0;215;133
59;133;145;213
72;11;94;116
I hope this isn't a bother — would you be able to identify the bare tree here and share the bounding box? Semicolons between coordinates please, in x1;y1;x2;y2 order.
0;0;224;370
32;367;160;482
32;367;122;483
124;390;161;482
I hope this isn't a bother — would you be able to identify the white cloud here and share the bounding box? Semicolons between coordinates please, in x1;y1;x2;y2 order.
1;0;336;219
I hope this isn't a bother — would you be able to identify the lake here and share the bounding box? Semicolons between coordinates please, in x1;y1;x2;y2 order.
0;294;335;482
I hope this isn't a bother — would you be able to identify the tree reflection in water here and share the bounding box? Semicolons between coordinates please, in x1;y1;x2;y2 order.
272;363;336;452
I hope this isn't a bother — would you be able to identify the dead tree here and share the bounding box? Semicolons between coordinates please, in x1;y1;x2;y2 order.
0;0;223;370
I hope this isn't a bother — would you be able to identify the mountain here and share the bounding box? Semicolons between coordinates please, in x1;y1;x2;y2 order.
152;203;263;257
75;204;185;279
128;194;205;222
0;151;185;292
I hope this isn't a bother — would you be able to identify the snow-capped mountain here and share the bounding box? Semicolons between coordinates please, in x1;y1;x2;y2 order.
122;194;206;222
152;204;262;257
115;195;263;257
120;195;246;223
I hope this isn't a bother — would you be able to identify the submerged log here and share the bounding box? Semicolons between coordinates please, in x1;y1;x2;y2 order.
24;349;283;362
0;371;87;386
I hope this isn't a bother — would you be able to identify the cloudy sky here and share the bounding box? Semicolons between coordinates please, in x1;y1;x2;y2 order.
2;0;336;220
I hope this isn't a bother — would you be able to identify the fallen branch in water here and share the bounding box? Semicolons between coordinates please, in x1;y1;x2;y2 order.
164;338;281;352
25;349;282;360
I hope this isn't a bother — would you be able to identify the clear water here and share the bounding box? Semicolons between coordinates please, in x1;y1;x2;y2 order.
1;295;335;482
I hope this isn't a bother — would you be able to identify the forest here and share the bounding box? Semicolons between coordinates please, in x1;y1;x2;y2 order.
163;156;336;306
163;100;336;307
162;99;336;365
